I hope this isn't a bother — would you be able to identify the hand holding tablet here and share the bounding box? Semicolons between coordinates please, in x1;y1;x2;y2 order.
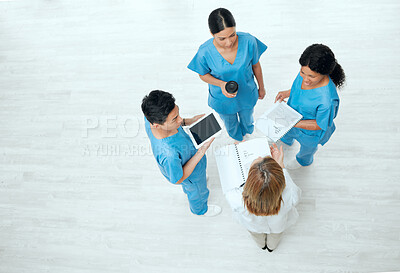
184;112;223;149
184;114;206;126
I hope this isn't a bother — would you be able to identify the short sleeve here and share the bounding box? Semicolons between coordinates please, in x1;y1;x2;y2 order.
316;100;338;131
187;49;211;76
250;36;267;65
160;153;183;184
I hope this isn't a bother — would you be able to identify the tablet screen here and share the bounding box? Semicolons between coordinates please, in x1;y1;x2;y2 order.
189;114;221;145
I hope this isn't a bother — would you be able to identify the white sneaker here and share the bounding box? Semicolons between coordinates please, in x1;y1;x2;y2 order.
285;158;302;170
201;205;222;217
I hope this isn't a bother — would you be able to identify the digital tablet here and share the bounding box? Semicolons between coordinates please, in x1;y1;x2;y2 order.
185;113;223;149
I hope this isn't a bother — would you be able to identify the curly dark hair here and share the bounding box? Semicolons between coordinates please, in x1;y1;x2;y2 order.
141;90;175;124
299;44;346;89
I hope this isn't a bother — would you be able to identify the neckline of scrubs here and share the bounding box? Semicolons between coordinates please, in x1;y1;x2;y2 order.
300;75;332;91
211;33;241;66
150;127;180;142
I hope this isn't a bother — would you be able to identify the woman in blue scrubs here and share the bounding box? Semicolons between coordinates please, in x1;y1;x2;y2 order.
188;8;267;142
275;44;346;168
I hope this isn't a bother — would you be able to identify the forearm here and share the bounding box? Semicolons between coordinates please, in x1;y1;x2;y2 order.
282;89;291;97
182;118;194;126
294;120;321;130
199;73;225;88
175;149;206;184
252;62;264;89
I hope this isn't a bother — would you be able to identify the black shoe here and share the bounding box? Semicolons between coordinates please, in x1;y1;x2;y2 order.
262;245;273;252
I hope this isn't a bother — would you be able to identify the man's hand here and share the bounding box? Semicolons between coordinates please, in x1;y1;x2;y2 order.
198;137;215;155
184;114;205;126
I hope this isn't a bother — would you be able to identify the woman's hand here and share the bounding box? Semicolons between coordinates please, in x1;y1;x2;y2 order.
198;74;235;98
184;114;205;126
275;90;291;103
270;143;285;169
258;87;266;100
220;82;236;98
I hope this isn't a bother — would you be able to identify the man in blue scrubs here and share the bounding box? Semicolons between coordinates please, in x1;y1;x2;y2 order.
141;90;221;216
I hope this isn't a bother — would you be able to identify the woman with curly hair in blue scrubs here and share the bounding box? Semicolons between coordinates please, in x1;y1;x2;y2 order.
188;8;267;142
275;44;346;169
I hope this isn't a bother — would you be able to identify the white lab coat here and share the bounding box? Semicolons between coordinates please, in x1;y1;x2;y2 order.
224;169;301;234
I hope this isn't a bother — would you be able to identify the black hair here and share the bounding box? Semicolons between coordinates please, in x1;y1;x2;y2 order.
299;44;346;89
208;8;236;35
141;90;175;125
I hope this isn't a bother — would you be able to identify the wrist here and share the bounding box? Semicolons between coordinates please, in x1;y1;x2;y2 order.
196;148;206;156
182;118;186;126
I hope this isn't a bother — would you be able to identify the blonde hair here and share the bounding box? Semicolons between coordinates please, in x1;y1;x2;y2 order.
242;156;285;216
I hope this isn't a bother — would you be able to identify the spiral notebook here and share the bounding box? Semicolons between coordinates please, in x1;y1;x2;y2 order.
256;102;303;142
215;138;270;194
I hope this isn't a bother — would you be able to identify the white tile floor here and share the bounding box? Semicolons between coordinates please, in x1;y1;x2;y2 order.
0;1;399;272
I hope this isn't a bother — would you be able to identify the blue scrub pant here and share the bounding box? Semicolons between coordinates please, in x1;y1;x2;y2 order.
219;108;254;141
181;175;209;215
281;128;319;166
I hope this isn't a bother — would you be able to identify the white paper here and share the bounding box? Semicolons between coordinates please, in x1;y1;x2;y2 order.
256;102;303;142
215;138;271;194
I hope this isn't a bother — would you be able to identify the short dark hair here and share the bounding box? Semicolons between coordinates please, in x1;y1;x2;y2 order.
299;44;346;89
208;8;236;35
141;90;175;125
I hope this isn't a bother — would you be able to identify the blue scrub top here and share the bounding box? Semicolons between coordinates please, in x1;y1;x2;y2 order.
144;118;207;184
288;73;340;146
188;32;267;115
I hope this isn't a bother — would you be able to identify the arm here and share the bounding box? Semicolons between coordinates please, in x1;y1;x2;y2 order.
224;187;244;212
199;73;234;98
252;62;265;99
270;143;285;169
294;120;321;130
275;89;291;103
272;144;302;205
282;169;302;206
175;138;214;184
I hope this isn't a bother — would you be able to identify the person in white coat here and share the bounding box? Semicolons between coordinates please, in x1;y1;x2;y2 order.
224;144;301;251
